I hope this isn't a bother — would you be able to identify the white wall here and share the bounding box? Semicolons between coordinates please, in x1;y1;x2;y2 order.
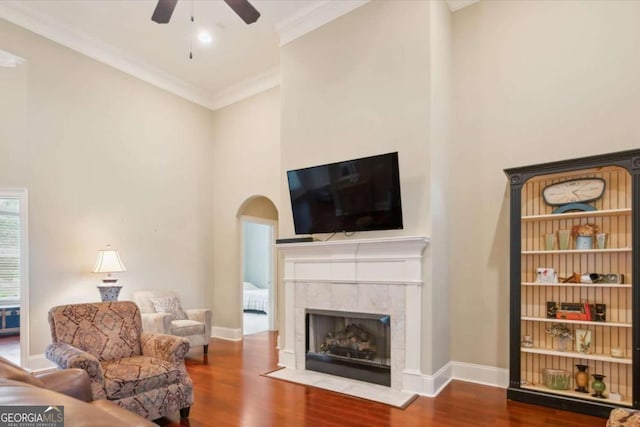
280;1;438;373
209;87;281;331
0;19;214;359
426;0;452;374
450;0;640;368
0;59;28;187
280;0;430;238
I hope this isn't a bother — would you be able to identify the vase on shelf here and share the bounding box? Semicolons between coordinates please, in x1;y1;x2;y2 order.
575;235;593;250
556;336;572;352
591;374;606;398
558;229;570;250
574;364;589;393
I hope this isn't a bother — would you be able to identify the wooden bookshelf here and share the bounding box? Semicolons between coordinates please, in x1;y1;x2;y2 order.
504;150;640;417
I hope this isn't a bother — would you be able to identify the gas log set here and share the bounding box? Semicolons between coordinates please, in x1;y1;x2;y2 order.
320;324;377;360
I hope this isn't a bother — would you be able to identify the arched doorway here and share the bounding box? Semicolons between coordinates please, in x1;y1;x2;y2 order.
237;196;278;335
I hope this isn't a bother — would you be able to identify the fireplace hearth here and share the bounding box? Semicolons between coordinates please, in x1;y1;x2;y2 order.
306;309;391;386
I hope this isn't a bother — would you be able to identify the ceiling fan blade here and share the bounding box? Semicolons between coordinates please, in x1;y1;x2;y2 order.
151;0;178;24
223;0;260;25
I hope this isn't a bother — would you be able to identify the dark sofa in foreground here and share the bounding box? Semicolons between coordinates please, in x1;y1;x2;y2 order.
0;356;155;426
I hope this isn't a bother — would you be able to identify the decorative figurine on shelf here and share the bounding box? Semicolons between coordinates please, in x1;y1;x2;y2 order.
592;374;607;398
536;267;557;283
593;304;607;322
546;301;558;319
575;364;589;393
572;223;599;250
521;335;533;348
561;272;624;284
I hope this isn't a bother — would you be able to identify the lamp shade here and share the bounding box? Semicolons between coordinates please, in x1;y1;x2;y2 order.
93;246;127;273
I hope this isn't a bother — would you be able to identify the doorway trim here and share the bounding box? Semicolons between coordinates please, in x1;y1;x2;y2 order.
240;215;277;332
0;189;29;367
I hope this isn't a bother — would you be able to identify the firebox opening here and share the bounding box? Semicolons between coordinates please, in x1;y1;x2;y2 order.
305;309;391;387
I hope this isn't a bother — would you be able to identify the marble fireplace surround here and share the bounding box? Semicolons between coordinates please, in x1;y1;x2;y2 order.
276;236;430;396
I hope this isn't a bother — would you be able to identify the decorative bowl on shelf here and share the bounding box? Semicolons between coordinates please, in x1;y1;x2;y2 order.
542;368;571;390
611;348;625;358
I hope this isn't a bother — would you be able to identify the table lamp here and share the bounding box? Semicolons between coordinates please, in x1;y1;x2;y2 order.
92;245;127;301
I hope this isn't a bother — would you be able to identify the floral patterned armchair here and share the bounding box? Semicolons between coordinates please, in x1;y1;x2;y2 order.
45;301;193;421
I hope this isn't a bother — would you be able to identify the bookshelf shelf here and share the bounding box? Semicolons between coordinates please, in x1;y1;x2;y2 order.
521;316;632;328
521;208;632;222
522;248;631;255
520;347;632;364
521;282;632;288
520;385;633;407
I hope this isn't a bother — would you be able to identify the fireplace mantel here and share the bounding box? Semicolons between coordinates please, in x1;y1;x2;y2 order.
277;236;429;286
276;235;430;395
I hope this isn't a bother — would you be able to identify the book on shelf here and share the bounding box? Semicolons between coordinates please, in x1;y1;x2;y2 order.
556;311;588;321
583;300;592;321
560;302;583;312
548;300;605;322
556;302;586;321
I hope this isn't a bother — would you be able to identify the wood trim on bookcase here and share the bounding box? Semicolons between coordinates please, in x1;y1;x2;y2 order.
632;171;640;408
506;388;621;418
504;149;640;182
508;178;522;390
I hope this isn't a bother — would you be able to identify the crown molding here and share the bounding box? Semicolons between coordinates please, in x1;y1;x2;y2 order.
276;0;370;47
0;48;25;67
445;0;480;12
209;66;280;111
0;1;374;111
0;2;214;109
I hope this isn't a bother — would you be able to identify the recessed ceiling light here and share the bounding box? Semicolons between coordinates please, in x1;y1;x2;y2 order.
198;31;213;44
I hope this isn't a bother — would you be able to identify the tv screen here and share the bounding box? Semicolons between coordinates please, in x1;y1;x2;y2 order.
287;152;403;235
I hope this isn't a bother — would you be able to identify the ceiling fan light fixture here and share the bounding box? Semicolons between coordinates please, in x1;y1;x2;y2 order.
198;31;213;44
151;0;260;25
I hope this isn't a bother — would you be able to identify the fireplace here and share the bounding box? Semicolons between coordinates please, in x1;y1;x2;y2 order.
306;309;391;386
275;236;430;400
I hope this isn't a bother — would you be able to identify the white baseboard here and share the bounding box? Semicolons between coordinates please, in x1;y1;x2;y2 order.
212;326;243;341
27;354;56;373
421;362;454;396
404;361;506;397
401;362;453;397
451;361;509;388
277;349;295;368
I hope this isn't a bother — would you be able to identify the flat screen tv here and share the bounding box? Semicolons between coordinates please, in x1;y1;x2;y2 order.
287;152;403;235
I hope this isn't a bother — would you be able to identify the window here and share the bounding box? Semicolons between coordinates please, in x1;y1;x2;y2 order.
0;199;20;303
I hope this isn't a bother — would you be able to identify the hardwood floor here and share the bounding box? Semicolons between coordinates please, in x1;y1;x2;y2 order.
157;332;607;427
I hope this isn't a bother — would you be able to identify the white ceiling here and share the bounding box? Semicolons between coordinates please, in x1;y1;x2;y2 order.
0;0;476;111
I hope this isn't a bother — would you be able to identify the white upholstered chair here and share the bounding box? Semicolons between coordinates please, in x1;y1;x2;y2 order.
132;290;212;354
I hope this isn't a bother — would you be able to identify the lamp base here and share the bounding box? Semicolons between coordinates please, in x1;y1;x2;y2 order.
97;284;122;302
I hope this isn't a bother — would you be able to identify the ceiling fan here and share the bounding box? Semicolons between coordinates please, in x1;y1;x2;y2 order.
151;0;260;25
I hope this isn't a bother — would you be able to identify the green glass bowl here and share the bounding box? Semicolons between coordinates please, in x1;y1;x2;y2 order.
542;368;571;390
